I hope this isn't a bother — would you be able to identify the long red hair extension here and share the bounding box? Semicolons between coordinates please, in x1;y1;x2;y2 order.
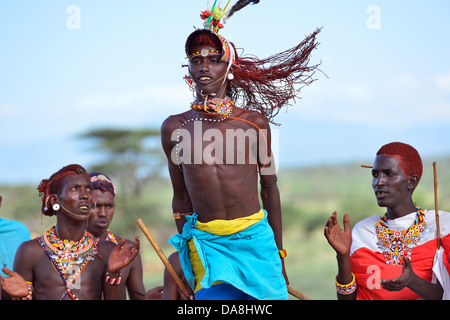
229;28;321;124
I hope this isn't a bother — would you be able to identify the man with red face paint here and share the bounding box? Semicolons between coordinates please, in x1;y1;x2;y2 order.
325;142;450;300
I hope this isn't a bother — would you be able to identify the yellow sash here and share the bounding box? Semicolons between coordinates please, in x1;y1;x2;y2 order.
189;209;265;292
195;209;264;235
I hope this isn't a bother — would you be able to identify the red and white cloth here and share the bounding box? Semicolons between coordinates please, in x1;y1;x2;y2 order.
350;209;450;300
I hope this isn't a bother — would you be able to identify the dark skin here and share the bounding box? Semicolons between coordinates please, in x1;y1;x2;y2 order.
0;172;140;300
88;189;163;300
161;252;194;300
161;44;288;284
324;155;443;300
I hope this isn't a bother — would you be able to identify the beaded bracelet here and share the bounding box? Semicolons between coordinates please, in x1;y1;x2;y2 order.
12;281;33;300
105;272;122;286
335;273;357;295
173;212;194;220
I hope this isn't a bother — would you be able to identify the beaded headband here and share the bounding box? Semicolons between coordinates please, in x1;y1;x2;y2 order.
89;172;117;197
185;1;259;65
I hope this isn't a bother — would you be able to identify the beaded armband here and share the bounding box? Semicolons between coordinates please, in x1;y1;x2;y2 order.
278;249;287;259
173;212;194;220
335;273;357;295
12;281;33;300
105;272;122;286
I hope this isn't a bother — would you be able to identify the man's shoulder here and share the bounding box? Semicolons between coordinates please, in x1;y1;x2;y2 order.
231;108;269;128
352;215;380;235
161;111;191;133
15;238;44;260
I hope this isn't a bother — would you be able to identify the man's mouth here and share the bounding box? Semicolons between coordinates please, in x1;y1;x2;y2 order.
79;205;90;213
375;191;387;198
197;76;212;84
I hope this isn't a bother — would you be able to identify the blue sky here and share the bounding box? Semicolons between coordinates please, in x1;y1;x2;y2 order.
1;0;449;184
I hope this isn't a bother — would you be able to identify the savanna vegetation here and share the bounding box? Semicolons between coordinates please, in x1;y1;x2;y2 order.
1;128;449;299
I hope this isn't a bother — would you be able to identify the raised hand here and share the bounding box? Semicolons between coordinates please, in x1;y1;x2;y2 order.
107;236;140;275
324;211;352;256
380;256;413;291
0;267;29;298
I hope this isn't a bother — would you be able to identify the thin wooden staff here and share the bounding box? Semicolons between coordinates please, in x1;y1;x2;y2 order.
136;218;190;299
433;162;441;248
287;284;311;300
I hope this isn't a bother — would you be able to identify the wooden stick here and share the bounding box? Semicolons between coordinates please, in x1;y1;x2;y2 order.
360;164;373;168
433;162;441;248
136;218;190;299
287;285;312;300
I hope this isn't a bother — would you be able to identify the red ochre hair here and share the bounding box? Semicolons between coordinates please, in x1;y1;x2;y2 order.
186;28;321;125
37;164;87;216
376;142;423;181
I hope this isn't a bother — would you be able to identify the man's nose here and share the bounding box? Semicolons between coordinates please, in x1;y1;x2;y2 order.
96;205;107;216
200;59;210;71
374;174;386;186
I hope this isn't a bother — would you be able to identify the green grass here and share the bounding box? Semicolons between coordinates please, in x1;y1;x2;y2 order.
1;157;449;299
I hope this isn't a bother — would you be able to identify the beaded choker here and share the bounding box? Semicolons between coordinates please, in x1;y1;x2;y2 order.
106;229;118;244
375;207;426;265
191;97;234;116
37;227;99;299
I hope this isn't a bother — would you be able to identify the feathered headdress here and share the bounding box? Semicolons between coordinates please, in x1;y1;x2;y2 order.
186;0;321;124
201;0;260;32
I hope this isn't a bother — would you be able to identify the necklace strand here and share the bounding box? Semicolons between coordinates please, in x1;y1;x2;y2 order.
375;207;427;265
175;97;234;171
37;227;99;300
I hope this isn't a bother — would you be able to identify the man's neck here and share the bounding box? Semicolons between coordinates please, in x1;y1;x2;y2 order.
196;90;227;103
386;201;417;220
88;226;108;240
55;219;87;242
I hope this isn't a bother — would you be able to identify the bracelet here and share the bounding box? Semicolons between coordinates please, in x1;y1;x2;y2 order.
13;281;33;300
335;273;356;295
173;212;194;220
106;272;122;285
278;249;287;259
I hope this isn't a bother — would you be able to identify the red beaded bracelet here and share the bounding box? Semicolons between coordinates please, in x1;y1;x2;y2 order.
105;272;122;285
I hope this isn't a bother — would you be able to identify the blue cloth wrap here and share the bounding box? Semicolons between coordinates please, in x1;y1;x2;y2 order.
168;211;288;300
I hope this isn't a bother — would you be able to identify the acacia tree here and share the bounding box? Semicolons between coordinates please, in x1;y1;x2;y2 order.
79;127;163;199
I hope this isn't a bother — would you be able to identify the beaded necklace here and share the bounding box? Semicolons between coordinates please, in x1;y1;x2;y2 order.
190;96;234;116
37;227;99;300
106;229;118;244
375;207;427;265
175;97;234;170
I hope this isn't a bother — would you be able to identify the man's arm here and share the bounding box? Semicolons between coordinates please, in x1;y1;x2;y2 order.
1;240;38;299
161;116;193;234
255;114;288;284
380;256;443;300
104;238;140;300
125;252;146;300
324;212;356;300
